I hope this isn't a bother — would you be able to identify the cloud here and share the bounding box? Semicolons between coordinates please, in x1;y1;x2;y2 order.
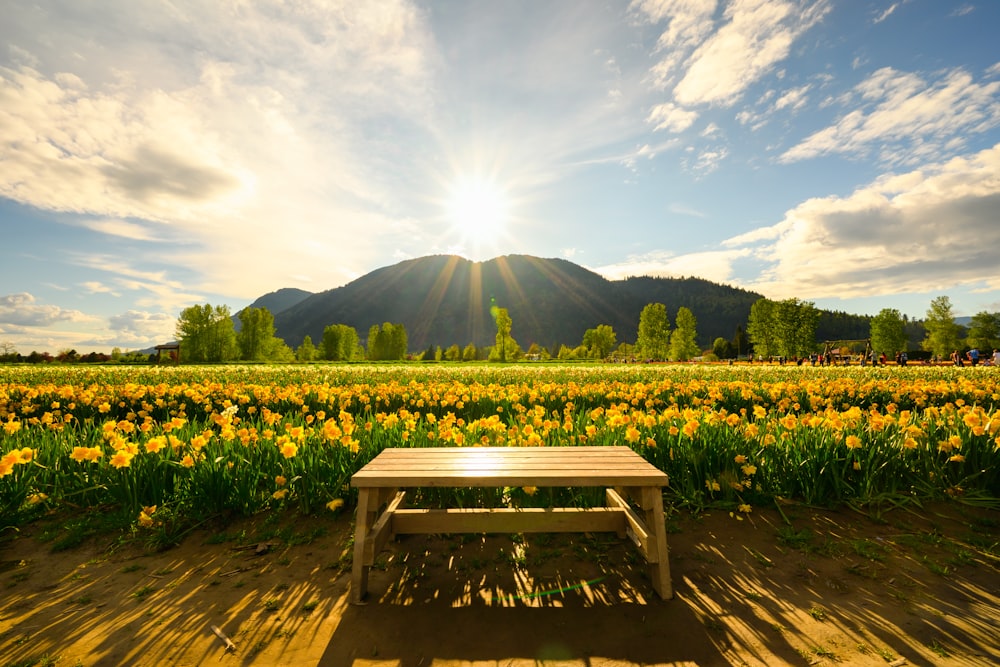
873;3;900;24
667;0;829;107
0;0;438;301
647;102;699;132
781;67;1000;164
80;219;161;242
0;293;91;327
729;143;1000;298
593;248;752;284
108;310;176;340
774;84;811;112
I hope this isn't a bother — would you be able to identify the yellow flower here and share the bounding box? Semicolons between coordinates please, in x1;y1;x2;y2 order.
625;426;641;443
738;504;752;514
275;475;287;487
682;420;699;438
110;450;134;468
741;464;757;476
853;461;862;471
280;441;298;459
272;489;288;500
522;486;537;496
26;493;48;506
144;436;166;454
948;454;965;463
734;454;747;464
180;454;195;468
3;420;21;435
326;498;345;512
84;447;103;462
845;435;861;450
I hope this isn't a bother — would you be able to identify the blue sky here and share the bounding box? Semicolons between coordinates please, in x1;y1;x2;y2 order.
2;0;999;354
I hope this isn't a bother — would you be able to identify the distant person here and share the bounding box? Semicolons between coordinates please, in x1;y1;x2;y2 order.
952;350;964;367
967;348;980;366
993;349;1000;366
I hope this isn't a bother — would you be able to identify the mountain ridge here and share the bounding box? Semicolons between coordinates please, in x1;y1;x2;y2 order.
258;254;781;352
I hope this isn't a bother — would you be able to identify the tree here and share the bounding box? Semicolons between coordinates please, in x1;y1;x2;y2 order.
636;303;670;360
490;307;519;362
237;307;277;361
669;307;700;361
712;337;733;360
445;344;461;361
582;324;617;359
729;325;749;359
965;311;1000;352
175;304;237;362
746;298;818;359
921;296;961;359
367;323;407;360
869;308;907;358
296;335;317;361
322;324;361;361
462;343;479;361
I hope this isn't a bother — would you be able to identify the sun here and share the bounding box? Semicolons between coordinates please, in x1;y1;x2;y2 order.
444;175;510;246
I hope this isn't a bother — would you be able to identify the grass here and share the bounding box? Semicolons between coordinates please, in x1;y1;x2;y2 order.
129;585;156;600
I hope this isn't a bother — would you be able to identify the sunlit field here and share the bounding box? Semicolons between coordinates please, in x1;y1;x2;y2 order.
2;364;998;536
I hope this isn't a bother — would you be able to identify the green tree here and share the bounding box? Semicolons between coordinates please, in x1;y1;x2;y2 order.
237;307;277;361
869;308;907;358
175;304;237;362
322;324;360;361
669;307;700;361
965;311;1000;352
746;299;775;359
747;298;818;359
367;323;407;360
921;296;961;359
444;344;461;361
712;337;733;359
582;324;617;359
635;303;670;360
730;325;749;359
462;343;479;361
296;335;317;361
490;307;518;362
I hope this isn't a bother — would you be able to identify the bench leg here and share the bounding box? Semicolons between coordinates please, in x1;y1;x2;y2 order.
641;487;673;600
351;487;377;603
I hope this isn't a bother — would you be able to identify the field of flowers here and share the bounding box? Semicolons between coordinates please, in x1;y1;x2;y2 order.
2;364;998;535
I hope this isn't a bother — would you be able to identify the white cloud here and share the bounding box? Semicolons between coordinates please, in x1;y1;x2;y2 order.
774;84;810;112
647;102;699;132
593;248;751;284
781;66;1000;164
0;293;91;327
732;143;1000;298
0;0;437;302
672;0;830;107
108;310;176;341
873;3;899;24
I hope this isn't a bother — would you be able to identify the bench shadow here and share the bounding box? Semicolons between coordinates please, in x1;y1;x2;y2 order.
319;532;805;666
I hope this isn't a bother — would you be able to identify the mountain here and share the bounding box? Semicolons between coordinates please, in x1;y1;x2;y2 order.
270;254;771;352
241;288;313;316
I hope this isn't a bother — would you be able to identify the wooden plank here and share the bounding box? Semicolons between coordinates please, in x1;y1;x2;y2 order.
605;488;650;550
363;490;407;564
641;486;672;599
351;447;668;488
351;488;376;603
390;507;627;534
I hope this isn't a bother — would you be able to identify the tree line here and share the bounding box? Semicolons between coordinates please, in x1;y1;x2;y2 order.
2;294;997;365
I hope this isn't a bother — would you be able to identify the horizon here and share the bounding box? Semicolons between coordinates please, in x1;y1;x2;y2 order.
2;1;999;354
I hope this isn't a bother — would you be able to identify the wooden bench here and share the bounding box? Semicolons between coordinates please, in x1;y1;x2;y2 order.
350;446;672;603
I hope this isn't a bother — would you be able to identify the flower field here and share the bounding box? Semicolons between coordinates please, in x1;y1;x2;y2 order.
2;364;998;533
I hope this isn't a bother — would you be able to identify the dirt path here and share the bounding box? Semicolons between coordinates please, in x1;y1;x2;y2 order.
1;502;997;666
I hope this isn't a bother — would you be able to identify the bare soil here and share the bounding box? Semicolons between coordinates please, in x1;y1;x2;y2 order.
1;501;998;667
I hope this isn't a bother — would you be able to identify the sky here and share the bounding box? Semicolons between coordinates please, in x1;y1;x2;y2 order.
2;0;999;354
